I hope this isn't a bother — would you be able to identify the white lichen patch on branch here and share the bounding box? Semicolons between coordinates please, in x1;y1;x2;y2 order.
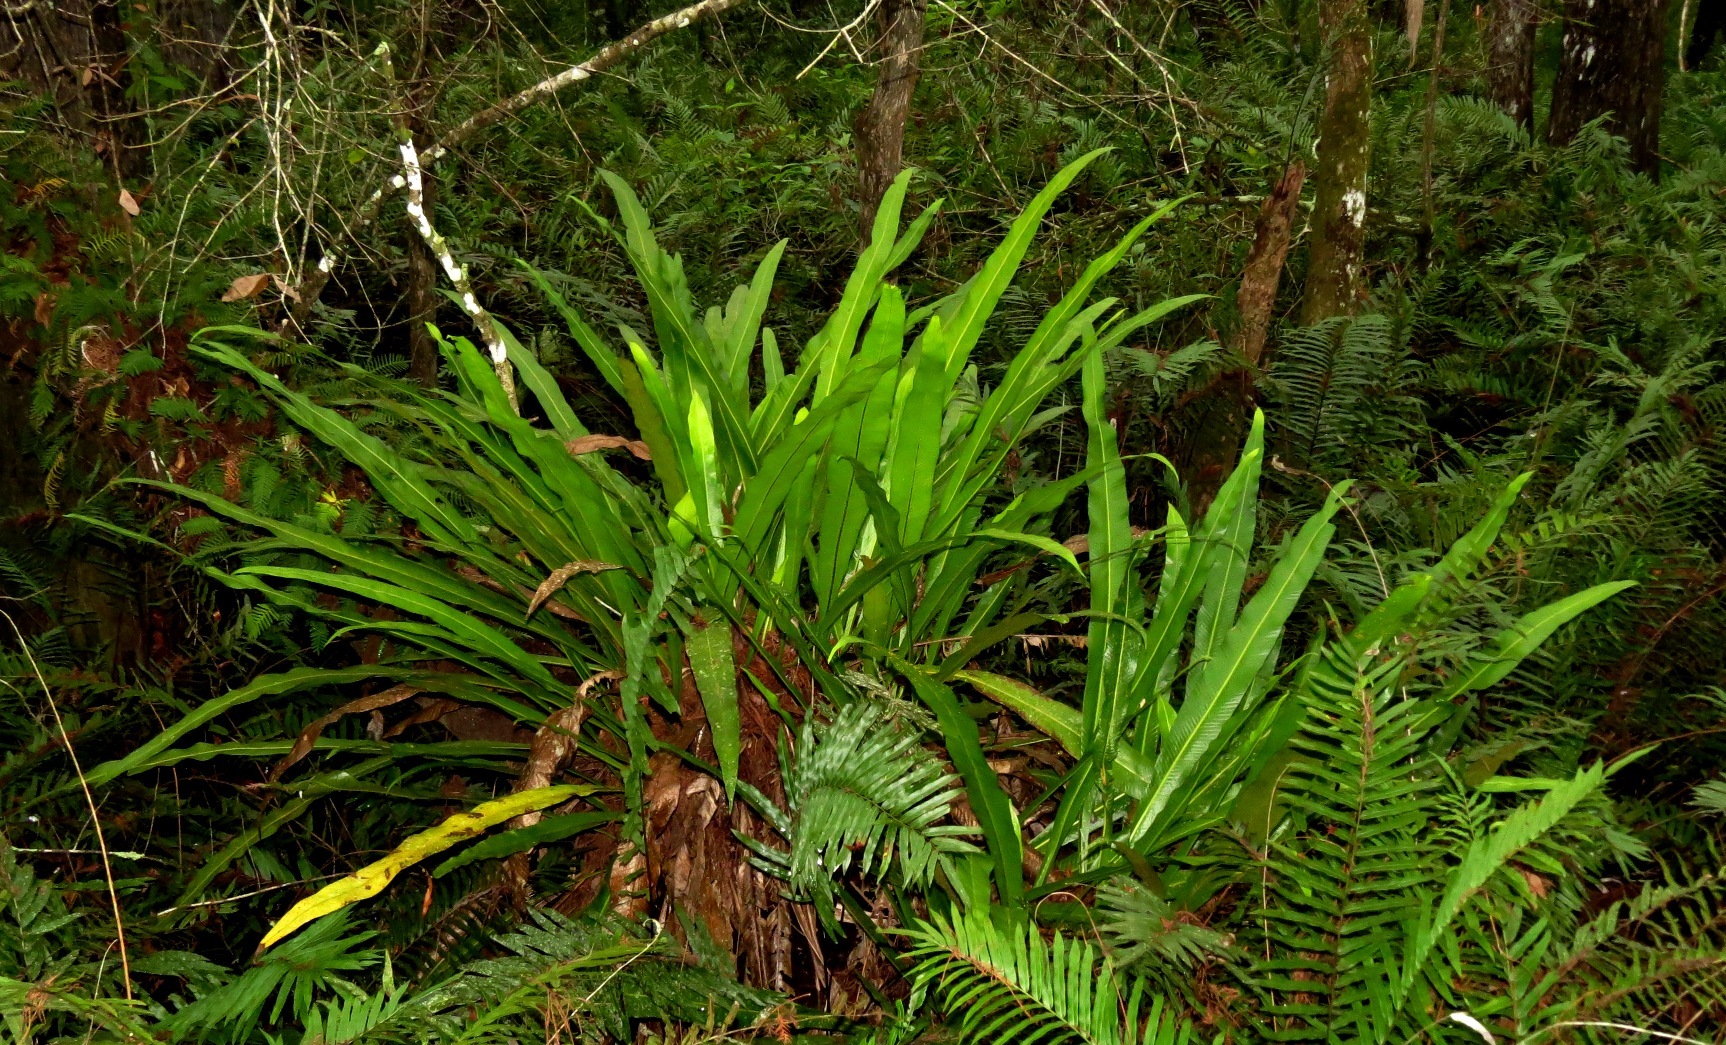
289;0;745;327
1342;188;1366;228
398;136;518;410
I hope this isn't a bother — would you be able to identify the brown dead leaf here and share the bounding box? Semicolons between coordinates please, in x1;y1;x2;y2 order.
221;273;272;303
117;188;140;216
526;560;622;619
577;668;624;700
32;291;56;327
268;684;420;781
274;274;301;301
566;434;651;460
221;450;245;500
81;337;121;374
382;697;463;738
1019;634;1087;650
1519;868;1551;898
502;704;589;893
438;706;532;744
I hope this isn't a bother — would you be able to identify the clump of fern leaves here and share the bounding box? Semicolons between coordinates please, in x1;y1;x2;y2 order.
904;908;1195;1045
772;699;978;907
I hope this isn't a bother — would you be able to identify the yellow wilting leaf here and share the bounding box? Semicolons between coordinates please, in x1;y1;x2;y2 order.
257;784;585;952
221;273;272;302
117;188;140;216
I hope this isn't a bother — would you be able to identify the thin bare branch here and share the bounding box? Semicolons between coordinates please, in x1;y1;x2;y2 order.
287;0;749;328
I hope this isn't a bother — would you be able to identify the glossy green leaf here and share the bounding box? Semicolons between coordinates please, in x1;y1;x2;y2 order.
936;147;1109;384
898;664;1022;905
1428;471;1532;589
1132;481;1352;845
685;614;741;800
1439;580;1636;700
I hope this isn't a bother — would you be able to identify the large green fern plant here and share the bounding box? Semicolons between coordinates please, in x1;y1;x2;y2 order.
80;150;1200;951
1226;481;1642;1044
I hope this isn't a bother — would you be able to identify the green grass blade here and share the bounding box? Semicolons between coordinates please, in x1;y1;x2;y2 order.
899;664;1023;906
1131;481;1351;845
238;566;564;693
934;148;1109;384
518;261;627;397
84;666;421;788
191;337;475;544
499;322;587;440
685;614;742;800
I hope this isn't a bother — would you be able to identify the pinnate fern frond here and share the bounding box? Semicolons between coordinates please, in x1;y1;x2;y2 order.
1405;760;1609;994
1252;640;1443;1044
904;908;1192;1045
784;699;977;902
1097;876;1237;976
402;909;778;1044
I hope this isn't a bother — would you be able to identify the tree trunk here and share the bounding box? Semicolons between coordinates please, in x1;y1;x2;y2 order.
0;0;149;174
86;0;141;177
1235;163;1308;371
1549;0;1668;174
1301;0;1372;324
1487;0;1539;127
1183;162;1307;516
602;0;634;38
855;0;928;243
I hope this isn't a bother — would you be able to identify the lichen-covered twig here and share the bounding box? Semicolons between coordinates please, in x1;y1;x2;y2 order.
398;133;517;410
287;0;749;330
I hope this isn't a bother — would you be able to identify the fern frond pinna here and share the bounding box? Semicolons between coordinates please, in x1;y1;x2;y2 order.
782;698;978;904
1251;638;1443;1044
1097;875;1238;977
904;908;1194;1045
